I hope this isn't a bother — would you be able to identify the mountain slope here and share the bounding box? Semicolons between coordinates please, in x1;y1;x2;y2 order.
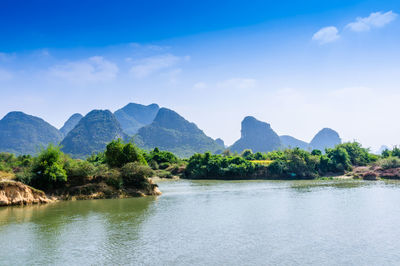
59;113;83;137
280;135;309;150
61;110;126;157
309;128;341;151
0;112;62;155
136;108;222;157
230;116;281;153
114;103;159;135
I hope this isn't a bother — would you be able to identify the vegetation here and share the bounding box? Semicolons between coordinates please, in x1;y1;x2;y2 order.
1;140;400;198
185;142;384;180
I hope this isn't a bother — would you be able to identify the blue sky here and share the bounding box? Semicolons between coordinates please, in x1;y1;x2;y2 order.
1;0;400;150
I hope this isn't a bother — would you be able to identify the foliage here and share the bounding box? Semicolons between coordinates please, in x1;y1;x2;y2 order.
30;145;67;189
335;142;374;166
185;152;257;179
145;147;179;166
121;162;153;189
325;147;352;172
105;139;147;168
377;157;400;170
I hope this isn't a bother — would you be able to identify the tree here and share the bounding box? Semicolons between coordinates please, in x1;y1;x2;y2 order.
241;149;253;160
31;144;67;189
326;147;352;172
105;139;147;168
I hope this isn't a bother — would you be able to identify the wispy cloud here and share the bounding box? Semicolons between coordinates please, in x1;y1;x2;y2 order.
312;26;340;44
217;78;257;89
130;54;189;78
346;11;398;32
49;56;118;83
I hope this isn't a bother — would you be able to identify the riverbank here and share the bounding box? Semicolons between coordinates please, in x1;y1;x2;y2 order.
0;178;161;207
0;180;54;206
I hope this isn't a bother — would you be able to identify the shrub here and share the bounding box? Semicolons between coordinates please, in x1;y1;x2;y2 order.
121;162;153;189
378;157;400;170
105;139;147;168
30;145;67;189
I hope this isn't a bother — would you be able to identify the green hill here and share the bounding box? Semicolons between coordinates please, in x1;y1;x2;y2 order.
0;111;62;155
136;108;223;157
61;110;127;157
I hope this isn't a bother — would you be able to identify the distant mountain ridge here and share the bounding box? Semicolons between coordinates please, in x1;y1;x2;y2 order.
136;108;223;157
0;103;343;157
280;135;309;150
60;113;83;137
61;110;127;157
0;111;62;155
114;103;159;135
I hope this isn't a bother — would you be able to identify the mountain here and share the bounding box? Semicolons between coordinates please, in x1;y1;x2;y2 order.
135;108;222;157
61;110;127;157
230;116;281;153
0;111;62;155
280;135;309;150
215;138;225;148
114;103;160;135
309;128;341;152
59;113;83;137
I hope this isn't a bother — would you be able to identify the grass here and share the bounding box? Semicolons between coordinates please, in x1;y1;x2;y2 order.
0;170;15;180
251;160;273;166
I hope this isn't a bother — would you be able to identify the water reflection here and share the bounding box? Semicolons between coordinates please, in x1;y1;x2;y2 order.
0;197;156;265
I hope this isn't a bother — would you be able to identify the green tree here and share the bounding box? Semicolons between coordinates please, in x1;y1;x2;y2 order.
31;144;67;189
105;139;147;168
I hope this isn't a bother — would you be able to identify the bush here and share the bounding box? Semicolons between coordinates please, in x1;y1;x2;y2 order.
30;145;67;189
64;159;96;178
105;139;147;168
121;162;153;189
378;157;400;169
146;147;179;167
15;169;34;184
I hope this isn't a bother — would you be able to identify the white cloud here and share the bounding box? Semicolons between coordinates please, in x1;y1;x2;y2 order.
50;56;118;83
0;69;13;81
130;54;189;78
217;78;257;89
312;26;340;44
346;11;398;32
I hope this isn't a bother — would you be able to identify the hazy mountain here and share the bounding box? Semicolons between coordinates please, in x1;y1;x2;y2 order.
280;135;309;150
0;111;62;155
230;116;281;153
61;110;127;157
59;113;83;137
309;128;341;152
215;138;225;148
136;108;222;157
114;103;160;135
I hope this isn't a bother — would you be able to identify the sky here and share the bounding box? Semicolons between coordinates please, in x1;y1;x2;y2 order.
1;0;400;151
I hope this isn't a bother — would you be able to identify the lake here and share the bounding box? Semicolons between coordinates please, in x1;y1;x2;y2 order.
1;179;400;265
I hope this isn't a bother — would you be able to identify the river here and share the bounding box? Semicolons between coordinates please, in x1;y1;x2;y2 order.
1;179;400;265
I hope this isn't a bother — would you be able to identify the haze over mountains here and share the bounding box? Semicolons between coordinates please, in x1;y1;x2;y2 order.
0;102;343;157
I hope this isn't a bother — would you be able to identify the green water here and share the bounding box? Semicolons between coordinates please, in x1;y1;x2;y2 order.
1;179;400;265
